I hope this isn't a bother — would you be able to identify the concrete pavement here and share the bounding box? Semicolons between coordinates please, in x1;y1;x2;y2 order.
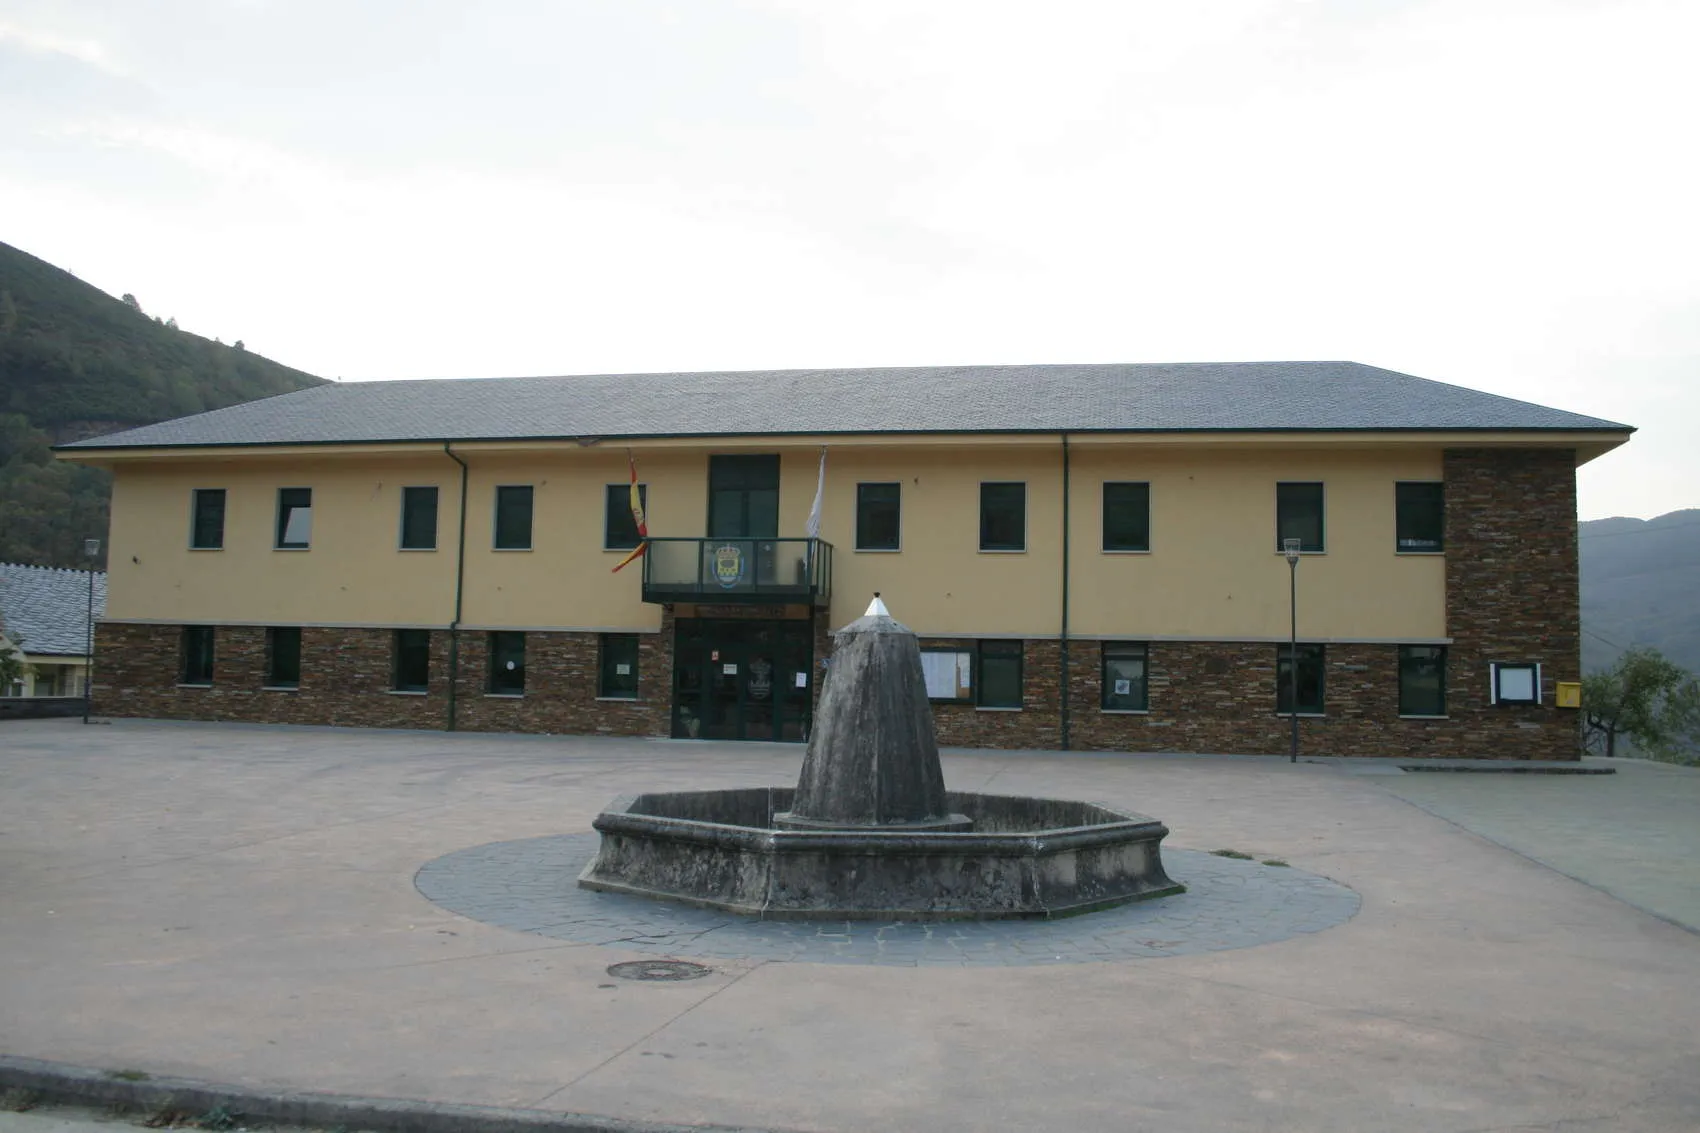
2;718;1697;1133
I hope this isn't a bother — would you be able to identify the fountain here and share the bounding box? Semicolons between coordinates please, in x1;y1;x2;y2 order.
578;596;1182;919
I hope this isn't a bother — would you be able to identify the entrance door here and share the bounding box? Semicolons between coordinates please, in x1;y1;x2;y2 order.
673;618;813;742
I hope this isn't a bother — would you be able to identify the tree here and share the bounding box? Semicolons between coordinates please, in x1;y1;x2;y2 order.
1582;647;1700;760
122;293;142;313
0;627;31;694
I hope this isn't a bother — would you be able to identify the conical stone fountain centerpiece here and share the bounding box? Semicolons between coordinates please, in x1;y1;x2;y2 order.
578;596;1182;919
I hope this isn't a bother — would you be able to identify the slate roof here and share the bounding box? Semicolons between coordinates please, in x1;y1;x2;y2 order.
59;361;1631;451
0;563;107;656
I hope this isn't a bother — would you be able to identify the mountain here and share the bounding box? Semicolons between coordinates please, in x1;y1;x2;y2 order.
1580;509;1700;674
0;241;326;567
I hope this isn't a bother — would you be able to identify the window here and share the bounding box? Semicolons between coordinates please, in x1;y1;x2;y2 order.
181;626;215;685
980;482;1026;551
276;488;312;549
1396;482;1444;553
599;633;639;698
921;648;973;702
604;483;648;549
494;485;534;549
977;640;1023;708
190;489;226;550
393;629;431;692
1491;662;1540;705
1399;645;1446;716
266;627;301;689
1101;643;1149;711
1276;482;1324;553
1276;643;1325;715
488;631;525;695
856;482;901;551
1102;482;1150;552
400;486;439;550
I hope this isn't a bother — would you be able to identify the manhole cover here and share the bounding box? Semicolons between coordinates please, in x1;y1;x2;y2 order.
606;960;712;982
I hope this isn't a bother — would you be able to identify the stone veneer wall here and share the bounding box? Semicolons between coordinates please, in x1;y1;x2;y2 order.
93;623;671;737
1438;447;1582;760
92;449;1583;758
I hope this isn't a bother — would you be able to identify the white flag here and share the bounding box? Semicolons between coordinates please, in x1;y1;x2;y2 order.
805;447;826;539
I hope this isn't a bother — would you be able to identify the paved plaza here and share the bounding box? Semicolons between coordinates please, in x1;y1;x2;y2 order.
2;718;1698;1133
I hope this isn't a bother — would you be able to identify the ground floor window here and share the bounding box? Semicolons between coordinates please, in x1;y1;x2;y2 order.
266;627;301;689
488;631;526;695
181;626;215;685
976;640;1023;708
1399;645;1446;716
393;629;430;692
600;633;638;698
1101;643;1149;711
1276;643;1324;715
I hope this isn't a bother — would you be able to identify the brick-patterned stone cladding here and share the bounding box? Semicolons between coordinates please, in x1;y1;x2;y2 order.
93;623;670;737
1440;448;1582;760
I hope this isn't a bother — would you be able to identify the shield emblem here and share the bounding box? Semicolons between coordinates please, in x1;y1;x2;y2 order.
713;543;745;588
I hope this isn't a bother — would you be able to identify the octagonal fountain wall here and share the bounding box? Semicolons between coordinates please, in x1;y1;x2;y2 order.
578;596;1182;921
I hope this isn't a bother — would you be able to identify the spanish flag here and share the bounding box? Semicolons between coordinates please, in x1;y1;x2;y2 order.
611;450;648;573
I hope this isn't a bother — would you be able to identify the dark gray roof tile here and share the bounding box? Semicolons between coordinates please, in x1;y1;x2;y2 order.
0;564;106;656
60;362;1630;450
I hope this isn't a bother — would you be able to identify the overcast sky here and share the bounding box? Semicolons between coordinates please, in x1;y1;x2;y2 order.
3;0;1695;519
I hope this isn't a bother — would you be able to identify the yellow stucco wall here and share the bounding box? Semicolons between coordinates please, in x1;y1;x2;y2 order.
101;436;1448;641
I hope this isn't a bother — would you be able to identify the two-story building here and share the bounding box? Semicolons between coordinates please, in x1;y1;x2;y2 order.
59;361;1632;759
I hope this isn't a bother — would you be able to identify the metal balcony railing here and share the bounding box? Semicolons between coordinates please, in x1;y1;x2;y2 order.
640;537;832;606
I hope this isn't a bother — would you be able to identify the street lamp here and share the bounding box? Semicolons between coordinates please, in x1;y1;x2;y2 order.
1284;536;1301;763
83;538;100;725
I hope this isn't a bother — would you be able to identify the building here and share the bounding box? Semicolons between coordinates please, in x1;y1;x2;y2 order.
0;562;106;700
58;361;1631;759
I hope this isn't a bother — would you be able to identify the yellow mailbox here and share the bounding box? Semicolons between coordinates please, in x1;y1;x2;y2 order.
1555;681;1582;709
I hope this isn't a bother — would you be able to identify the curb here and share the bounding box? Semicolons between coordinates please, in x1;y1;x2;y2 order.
0;1055;785;1133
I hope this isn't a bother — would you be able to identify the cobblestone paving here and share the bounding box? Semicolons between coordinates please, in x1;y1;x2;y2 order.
415;834;1360;965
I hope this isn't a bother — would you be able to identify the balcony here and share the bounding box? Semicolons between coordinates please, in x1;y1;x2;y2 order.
641;537;832;607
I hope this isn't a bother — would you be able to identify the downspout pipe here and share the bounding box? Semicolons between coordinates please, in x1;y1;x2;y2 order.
444;443;469;732
1060;432;1071;751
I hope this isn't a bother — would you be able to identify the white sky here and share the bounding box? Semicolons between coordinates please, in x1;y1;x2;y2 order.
3;0;1695;520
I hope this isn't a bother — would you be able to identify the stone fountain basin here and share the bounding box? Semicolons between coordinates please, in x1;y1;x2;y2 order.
577;788;1183;921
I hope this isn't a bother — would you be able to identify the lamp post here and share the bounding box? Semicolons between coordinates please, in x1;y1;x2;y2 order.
1284;537;1301;763
83;538;100;725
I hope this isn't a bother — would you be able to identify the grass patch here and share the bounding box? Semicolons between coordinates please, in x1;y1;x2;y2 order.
105;1069;151;1081
1262;858;1290;867
1210;849;1254;860
197;1104;239;1130
1;1088;42;1113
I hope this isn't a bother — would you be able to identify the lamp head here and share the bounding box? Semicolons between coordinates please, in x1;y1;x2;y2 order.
1282;537;1301;565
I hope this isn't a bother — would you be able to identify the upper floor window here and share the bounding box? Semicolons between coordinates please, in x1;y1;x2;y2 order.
604;483;648;550
276;488;312;549
1276;643;1325;715
400;486;439;550
190;489;226;550
488;631;526;695
1276;482;1324;553
856;482;901;551
1102;482;1150;552
266;627;301;689
979;482;1026;551
1396;482;1444;553
1399;645;1446;716
494;485;533;550
181;625;215;685
1101;643;1149;711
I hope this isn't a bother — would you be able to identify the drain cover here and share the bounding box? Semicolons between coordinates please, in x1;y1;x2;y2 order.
606;960;712;982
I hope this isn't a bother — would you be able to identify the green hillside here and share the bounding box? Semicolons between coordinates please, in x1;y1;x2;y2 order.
0;240;326;568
